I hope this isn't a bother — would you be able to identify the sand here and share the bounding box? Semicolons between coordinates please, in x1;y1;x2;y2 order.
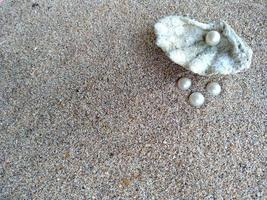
0;0;266;199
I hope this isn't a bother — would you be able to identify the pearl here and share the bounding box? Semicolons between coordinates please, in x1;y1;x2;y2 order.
206;82;221;96
205;31;221;46
189;92;205;107
177;77;192;90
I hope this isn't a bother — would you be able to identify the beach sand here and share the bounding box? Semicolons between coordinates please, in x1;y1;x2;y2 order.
0;0;266;199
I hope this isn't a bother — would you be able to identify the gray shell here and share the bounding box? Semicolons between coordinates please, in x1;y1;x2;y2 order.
154;16;253;76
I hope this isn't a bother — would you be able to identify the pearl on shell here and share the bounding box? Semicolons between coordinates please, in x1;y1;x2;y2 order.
177;77;192;90
189;92;205;107
206;82;222;96
205;31;221;46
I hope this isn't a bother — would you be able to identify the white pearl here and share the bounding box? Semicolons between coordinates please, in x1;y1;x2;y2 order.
205;31;221;46
177;77;192;90
189;92;205;107
206;82;221;96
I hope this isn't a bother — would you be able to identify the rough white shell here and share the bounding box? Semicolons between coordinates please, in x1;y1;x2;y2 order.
154;16;253;76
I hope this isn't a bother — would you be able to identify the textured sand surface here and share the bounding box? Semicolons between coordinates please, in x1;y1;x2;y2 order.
0;0;266;199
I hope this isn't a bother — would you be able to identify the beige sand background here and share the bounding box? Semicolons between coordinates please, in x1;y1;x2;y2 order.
0;0;266;199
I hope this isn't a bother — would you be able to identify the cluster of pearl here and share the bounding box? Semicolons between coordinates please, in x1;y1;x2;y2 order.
177;30;222;108
178;78;221;107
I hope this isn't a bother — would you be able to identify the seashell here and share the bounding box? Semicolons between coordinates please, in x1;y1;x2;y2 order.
154;16;253;76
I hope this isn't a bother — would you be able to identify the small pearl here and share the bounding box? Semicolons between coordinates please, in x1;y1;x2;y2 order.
189;92;205;107
206;82;221;96
205;31;221;46
177;77;192;90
